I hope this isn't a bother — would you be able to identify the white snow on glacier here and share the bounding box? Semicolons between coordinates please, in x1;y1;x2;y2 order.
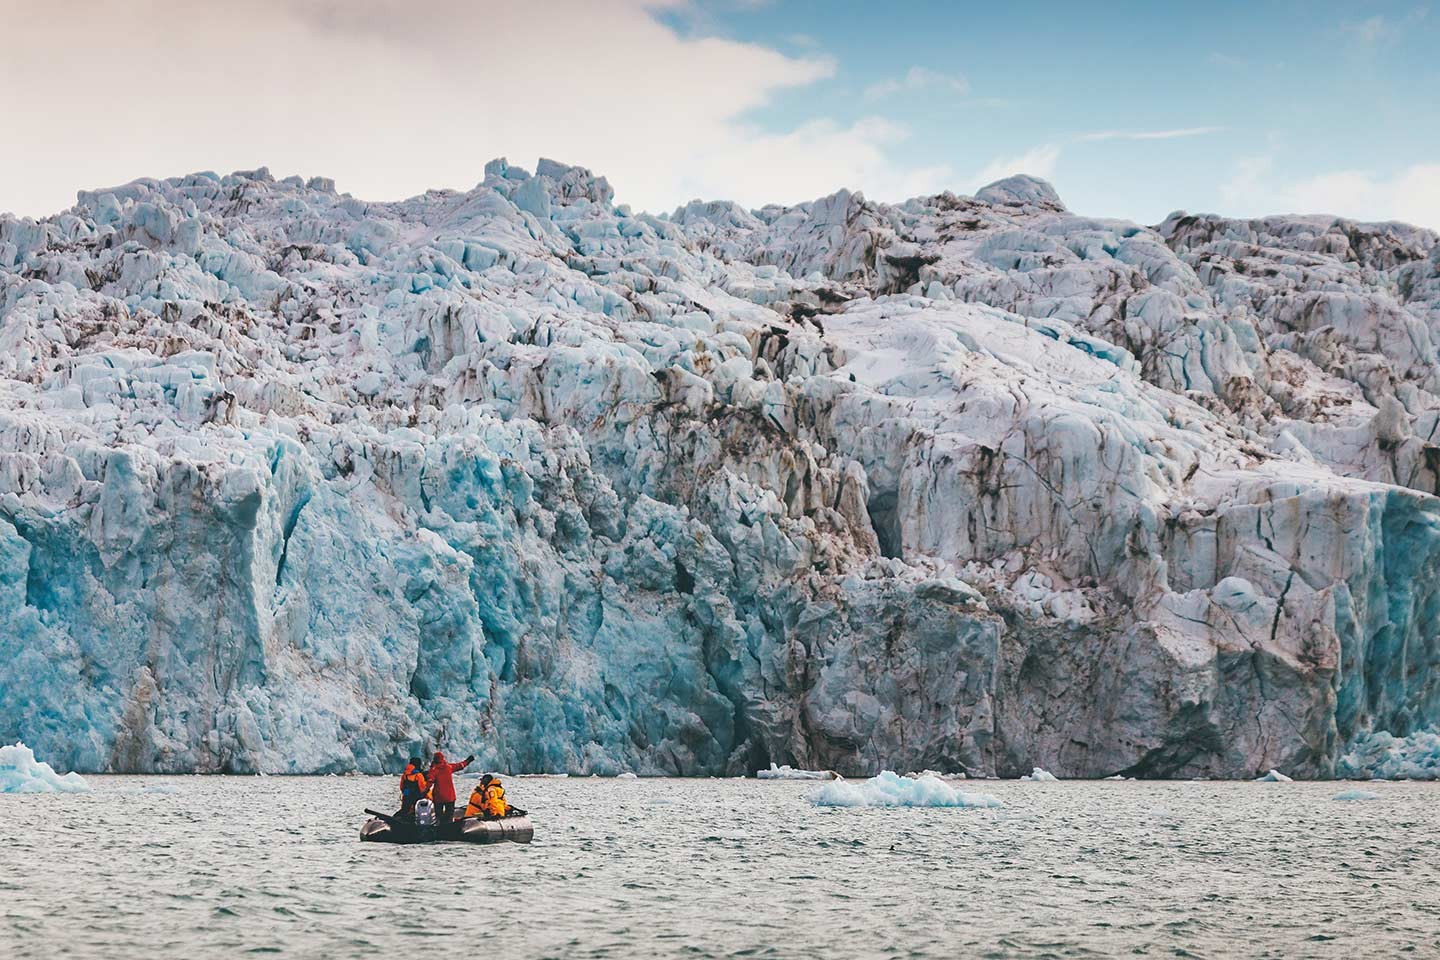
3;159;1440;778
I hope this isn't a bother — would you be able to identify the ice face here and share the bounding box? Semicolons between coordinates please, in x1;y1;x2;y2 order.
1336;728;1440;781
0;743;91;793
2;163;1440;778
811;770;1003;808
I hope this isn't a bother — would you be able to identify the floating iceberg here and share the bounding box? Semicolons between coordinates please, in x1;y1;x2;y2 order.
1333;789;1382;801
812;771;1002;808
1020;767;1058;782
1254;769;1294;782
757;764;837;781
907;769;965;780
0;743;91;794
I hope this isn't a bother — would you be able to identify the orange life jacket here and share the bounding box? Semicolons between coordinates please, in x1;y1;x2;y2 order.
484;782;507;817
464;781;508;818
401;765;429;800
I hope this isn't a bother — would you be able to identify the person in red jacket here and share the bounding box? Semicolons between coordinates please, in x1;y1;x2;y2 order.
426;750;474;823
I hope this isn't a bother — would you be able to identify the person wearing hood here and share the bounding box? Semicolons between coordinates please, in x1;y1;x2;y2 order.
426;750;474;823
397;757;430;818
465;773;509;819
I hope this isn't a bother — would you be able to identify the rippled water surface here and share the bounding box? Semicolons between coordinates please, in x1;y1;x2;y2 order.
4;776;1438;958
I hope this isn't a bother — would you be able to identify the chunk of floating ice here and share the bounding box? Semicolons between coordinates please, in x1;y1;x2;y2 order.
1254;769;1293;782
1333;789;1381;801
0;742;90;794
906;769;966;780
615;772;638;779
757;763;836;781
1020;767;1058;782
811;771;1002;808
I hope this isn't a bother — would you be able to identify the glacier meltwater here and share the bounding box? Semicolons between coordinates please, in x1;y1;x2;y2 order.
3;159;1440;778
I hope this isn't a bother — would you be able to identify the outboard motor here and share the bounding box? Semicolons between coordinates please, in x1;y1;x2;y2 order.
415;798;436;827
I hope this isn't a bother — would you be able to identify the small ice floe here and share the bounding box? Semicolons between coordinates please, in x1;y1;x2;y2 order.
0;743;91;794
113;782;185;796
1333;789;1382;802
1254;769;1294;782
757;763;837;781
616;772;638;779
811;771;1002;808
906;769;966;780
1020;767;1058;782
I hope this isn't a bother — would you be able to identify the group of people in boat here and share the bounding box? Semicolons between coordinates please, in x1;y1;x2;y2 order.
397;750;511;821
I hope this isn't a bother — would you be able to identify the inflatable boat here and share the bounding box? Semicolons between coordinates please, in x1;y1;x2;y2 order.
360;806;534;845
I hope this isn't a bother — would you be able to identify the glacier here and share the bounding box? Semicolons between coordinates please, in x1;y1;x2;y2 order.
2;159;1440;778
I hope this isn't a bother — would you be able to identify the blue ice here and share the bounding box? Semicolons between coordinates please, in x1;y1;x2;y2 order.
812;771;1002;808
0;743;90;794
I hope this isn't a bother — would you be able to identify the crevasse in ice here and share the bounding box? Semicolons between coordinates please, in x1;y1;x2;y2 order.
3;160;1440;778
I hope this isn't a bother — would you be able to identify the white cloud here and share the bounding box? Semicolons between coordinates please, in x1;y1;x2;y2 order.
1340;7;1428;50
970;144;1061;190
1077;126;1223;142
1343;14;1394;47
862;66;970;103
0;0;950;216
676;116;955;206
1220;155;1440;230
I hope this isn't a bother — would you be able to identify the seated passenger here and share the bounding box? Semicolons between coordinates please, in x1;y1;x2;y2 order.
465;773;509;819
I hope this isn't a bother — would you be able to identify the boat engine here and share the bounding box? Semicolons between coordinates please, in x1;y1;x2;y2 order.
415;798;436;827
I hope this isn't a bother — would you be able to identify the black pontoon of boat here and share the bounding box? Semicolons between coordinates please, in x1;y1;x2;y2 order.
360;807;534;845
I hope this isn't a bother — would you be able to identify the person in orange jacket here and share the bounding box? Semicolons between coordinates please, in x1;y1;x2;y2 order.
426;750;474;823
396;756;429;818
464;774;509;819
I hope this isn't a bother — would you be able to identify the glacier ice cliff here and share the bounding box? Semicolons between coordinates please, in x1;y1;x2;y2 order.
3;161;1440;778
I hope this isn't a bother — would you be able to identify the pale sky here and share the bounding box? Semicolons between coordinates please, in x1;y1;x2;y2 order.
3;0;1437;229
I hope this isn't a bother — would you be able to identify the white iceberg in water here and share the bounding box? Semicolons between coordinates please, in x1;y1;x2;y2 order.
1333;789;1381;801
812;770;1002;808
0;742;90;794
1254;769;1294;782
1020;767;1058;782
757;763;836;781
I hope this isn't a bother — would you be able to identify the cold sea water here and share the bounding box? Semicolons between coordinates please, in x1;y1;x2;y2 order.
3;776;1437;959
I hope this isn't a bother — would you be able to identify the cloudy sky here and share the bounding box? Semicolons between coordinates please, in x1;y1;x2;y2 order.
3;0;1437;227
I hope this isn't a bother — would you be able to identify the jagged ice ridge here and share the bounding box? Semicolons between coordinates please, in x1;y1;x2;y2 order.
3;157;1440;778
